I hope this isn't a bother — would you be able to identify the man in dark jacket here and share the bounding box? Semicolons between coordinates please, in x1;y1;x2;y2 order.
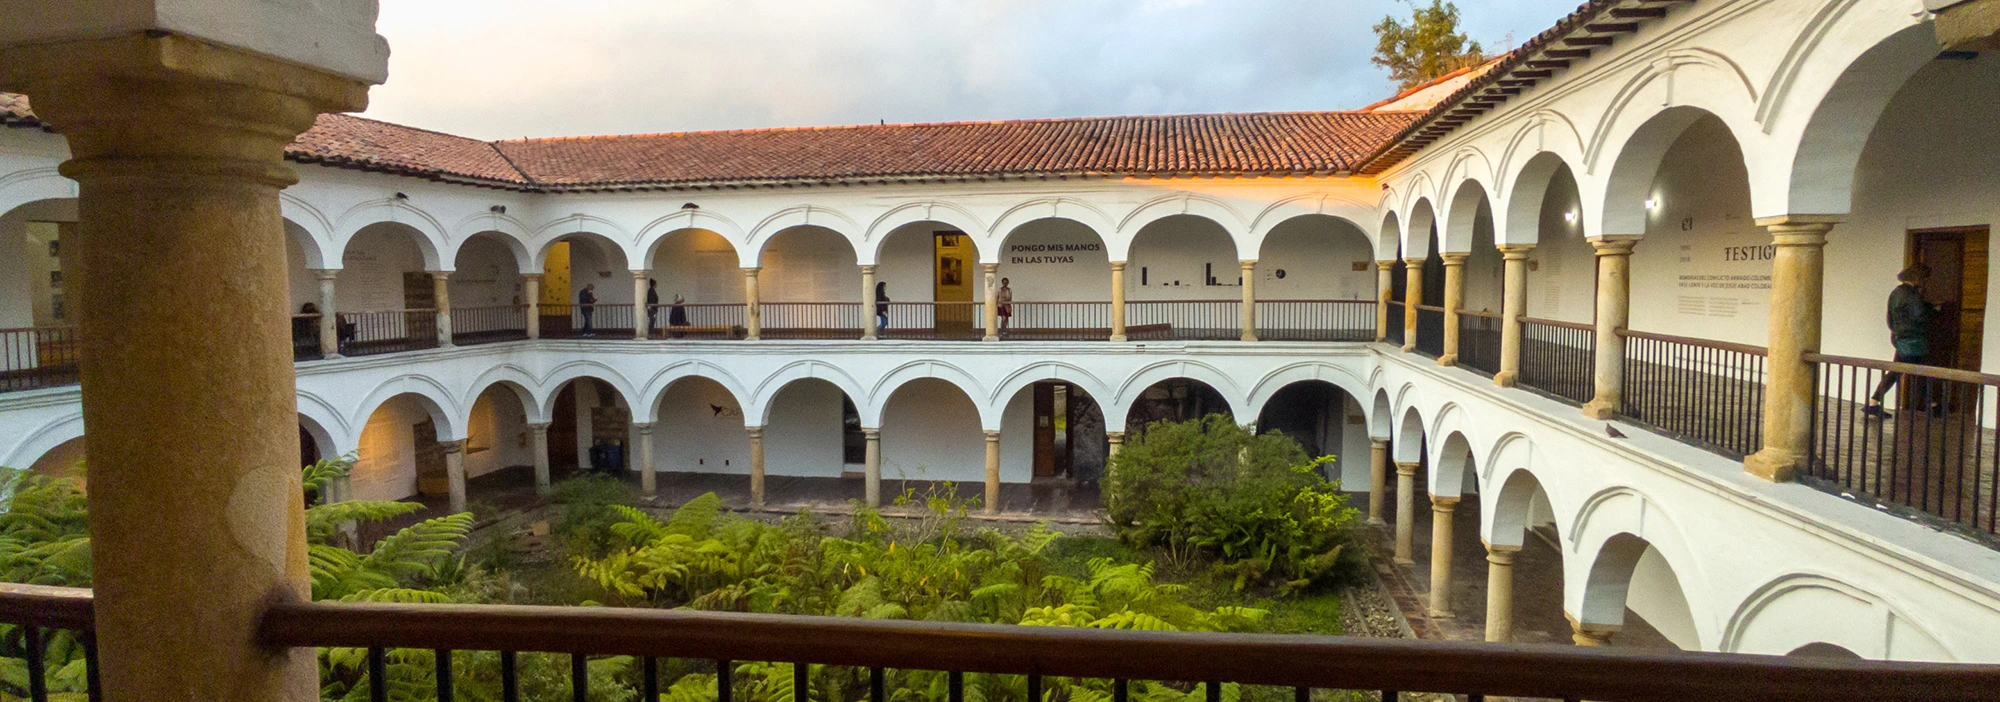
578;284;597;337
645;278;660;337
1864;264;1937;417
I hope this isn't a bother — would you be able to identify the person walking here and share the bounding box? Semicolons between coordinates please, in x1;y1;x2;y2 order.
996;277;1014;336
578;283;597;337
1864;264;1939;418
875;281;891;332
645;278;661;337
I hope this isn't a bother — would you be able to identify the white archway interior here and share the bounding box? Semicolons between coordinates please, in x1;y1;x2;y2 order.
340;222;433;314
353;393;454;502
1126;215;1238;302
0;199;77;330
657;376;755;476
1581;533;1699;650
463;384;533;486
649;228;744;305
450;232;529;312
879;377;984;484
1000;380;1109;484
761;225;860;303
1255;215;1376;302
1519;160;1594;324
1625;114;1765;347
997;218;1111;305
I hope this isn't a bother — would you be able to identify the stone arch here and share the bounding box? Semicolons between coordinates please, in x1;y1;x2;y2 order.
449;229;533;276
638;360;752;426
1428;424;1475;498
644;227;745;305
448;231;533;312
1493;110;1587;200
754;224;862;304
1442;178;1492;254
988;361;1115;430
534;229;630;272
1596;67;1762;237
1483;464;1555;551
639;209;749;265
0;168;78;230
1568;486;1710;649
1575;531;1702;650
1246;193;1376;254
1721;572;1954;661
1504;151;1584;247
463;364;547;423
1393;404;1426;464
297;410;340;465
350;376;464;442
990;199;1117;252
877;376;987;483
333;201;447;271
1376;210;1403;260
461;379;538;435
0;411;83;470
867;202;987;262
1778;22;1938;216
280;207;334;271
864;361;988;428
1369;389;1394;440
748;206;863;263
1111;360;1244;432
1253;213;1375;306
995;372;1112;483
1246;362;1371;424
1114;193;1248;260
749;360;869;428
1402;198;1438;259
539;361;641;415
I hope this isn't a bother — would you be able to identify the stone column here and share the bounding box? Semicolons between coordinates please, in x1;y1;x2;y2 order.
1485;545;1519;643
1581;237;1638;419
632;271;650;340
1367;439;1389;526
1394;462;1418;564
529;422;552;495
523;273;543;340
443;440;467;514
743;267;762;340
984;430;1002;515
1375;260;1396;342
1745;218;1837;482
1402;258;1424;353
1109;262;1128;342
983;263;1001;341
860;265;879;340
635;422;656;497
1438;253;1467;366
1107;431;1125;458
314;269;340;358
1239;260;1258;342
1495;245;1533;388
863;428;882;507
1428;496;1459;617
432;272;453;347
748;426;766;509
1569;616;1617;647
0;33;372;700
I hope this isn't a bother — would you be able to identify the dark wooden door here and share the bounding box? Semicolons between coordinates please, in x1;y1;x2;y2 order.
1033;383;1056;478
1908;227;1988;372
548;384;578;470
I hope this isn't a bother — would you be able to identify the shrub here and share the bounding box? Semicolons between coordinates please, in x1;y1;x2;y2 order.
548;474;637;558
1103;415;1362;590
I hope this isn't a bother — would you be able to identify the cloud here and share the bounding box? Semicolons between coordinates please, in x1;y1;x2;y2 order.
363;0;1576;140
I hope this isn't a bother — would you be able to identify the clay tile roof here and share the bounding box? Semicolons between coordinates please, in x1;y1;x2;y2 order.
489;111;1419;190
287;113;530;187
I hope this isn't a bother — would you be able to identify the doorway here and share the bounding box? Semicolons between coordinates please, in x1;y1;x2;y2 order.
934;231;975;335
1033;382;1073;479
541;241;574;337
412;418;447;497
1907;226;1988;372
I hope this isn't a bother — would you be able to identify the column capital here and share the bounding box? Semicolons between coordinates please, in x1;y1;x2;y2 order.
1497;243;1536;259
632;422;654;434
631;270;649;280
1106;430;1126;439
314;268;341;281
1403;257;1427;268
1239;259;1257;269
1377;259;1400;269
1566;613;1620;646
1370;437;1390;449
860;264;877;274
440;440;465;455
1586;235;1641;256
1439;252;1470;265
862;428;881;439
1430;495;1461;511
523;272;544;281
742;266;761;275
1758;216;1841;246
982;262;999;274
527;422;551;432
1484;544;1520;565
1394;461;1419;475
984;430;1002;441
1109;261;1127;271
431;270;451;280
745;426;765;439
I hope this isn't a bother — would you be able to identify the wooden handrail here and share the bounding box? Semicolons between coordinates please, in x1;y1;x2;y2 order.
0;583;93;632
1806;352;2000;387
1126;299;1244;304
1517;316;1594;332
1457;309;1505;320
1615;328;1768;356
1412;303;1448;312
255;600;2000;702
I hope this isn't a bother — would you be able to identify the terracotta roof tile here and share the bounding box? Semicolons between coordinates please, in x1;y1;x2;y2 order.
288;113;529;186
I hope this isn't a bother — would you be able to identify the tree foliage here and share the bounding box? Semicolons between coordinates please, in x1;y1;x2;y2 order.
1373;0;1487;91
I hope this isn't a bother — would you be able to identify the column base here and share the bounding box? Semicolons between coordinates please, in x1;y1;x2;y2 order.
1494;371;1518;388
1744;447;1802;482
1437;354;1458;367
1366;516;1386;526
1240;334;1258;343
1401;342;1416;353
1427;608;1455;619
983;335;999;342
1110;335;1127;343
1581;398;1616;420
1393;556;1415;566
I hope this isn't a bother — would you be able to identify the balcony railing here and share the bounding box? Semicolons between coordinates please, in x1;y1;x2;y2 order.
0;583;98;702
10;584;1999;702
1457;310;1503;376
290;314;324;362
881;302;983;340
0;326;80;392
1519;316;1594;405
999;301;1113;341
650;303;747;339
1619;330;1767;458
542;303;634;340
1125;300;1239;341
1807;353;2000;541
1384;302;1404;346
452;305;529;345
761;302;864;340
1412;304;1446;358
1256;300;1374;342
338;310;440;358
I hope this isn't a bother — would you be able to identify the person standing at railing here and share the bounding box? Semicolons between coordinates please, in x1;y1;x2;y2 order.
668;293;689;338
293;303;321;352
578;284;598;337
1865;264;1940;418
997;277;1014;337
645;278;661;336
875;281;891;331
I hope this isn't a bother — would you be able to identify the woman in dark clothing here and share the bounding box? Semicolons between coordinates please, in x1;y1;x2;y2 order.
644;279;660;336
1864;264;1939;418
875;282;890;332
668;293;689;337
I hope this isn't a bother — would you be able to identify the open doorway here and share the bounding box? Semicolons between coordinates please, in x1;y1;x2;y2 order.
934;231;975;334
1031;382;1104;480
1907;226;1988;373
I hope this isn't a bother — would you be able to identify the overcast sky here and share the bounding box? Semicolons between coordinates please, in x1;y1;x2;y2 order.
361;0;1578;141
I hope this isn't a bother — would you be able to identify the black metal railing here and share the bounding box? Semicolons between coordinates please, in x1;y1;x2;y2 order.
1619;330;1766;458
0;326;80;392
1457;310;1503;376
998;301;1113;341
760;302;864;340
0;583;99;701
1255;300;1375;342
451;305;529;345
542;303;634;340
1124;300;1239;341
1519;316;1595;405
339;310;440;357
1413;304;1446;358
1807;353;2000;541
291;314;324;362
1383;302;1404;346
881;302;983;340
652;303;747;340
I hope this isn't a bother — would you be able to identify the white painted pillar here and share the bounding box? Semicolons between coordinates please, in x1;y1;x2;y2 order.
315;269;340;358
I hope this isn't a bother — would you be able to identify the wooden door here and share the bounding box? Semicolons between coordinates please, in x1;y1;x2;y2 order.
412;418;447;496
1033;383;1056;478
402;271;437;341
548;384;578;470
1908;227;1988;372
934;231;975;335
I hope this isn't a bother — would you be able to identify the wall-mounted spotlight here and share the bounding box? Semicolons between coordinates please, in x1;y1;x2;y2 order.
394;192;409;200
1644;197;1659;211
1563;211;1578;224
681;203;699;210
489;205;507;214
